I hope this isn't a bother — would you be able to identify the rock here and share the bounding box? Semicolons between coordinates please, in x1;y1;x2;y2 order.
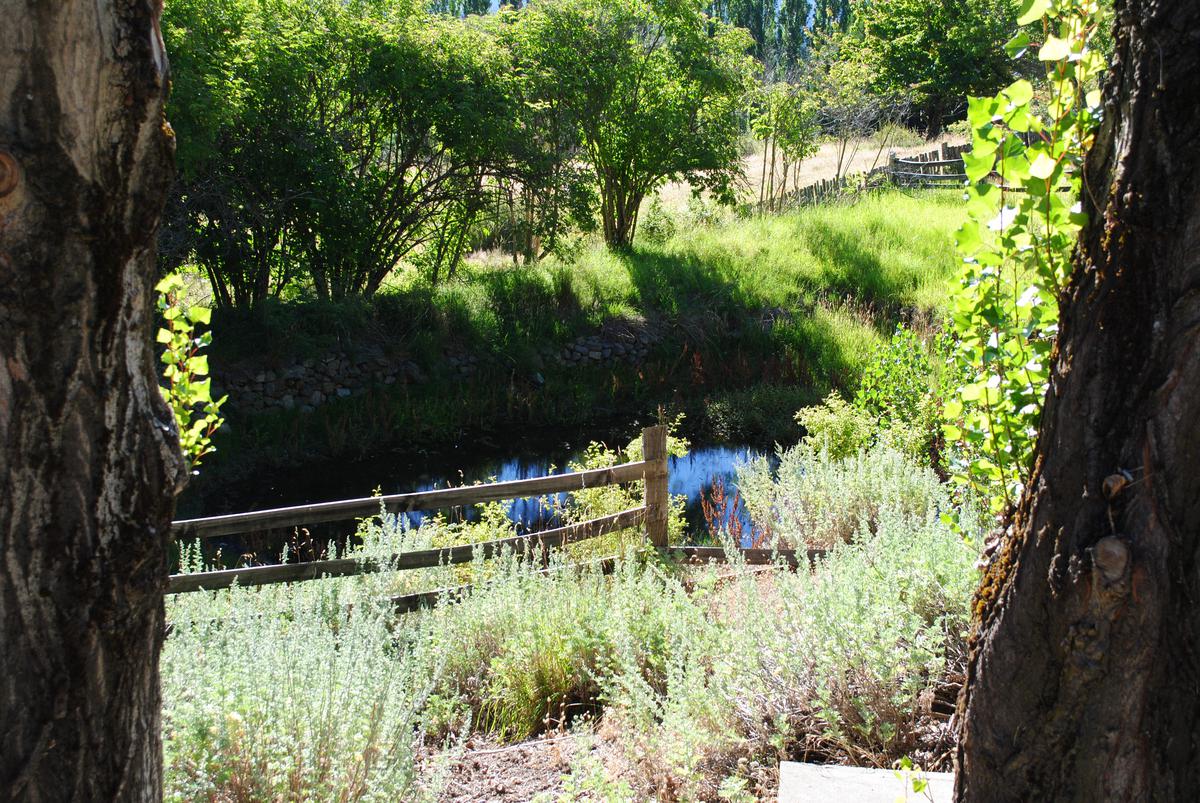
280;394;294;410
310;391;324;405
336;387;351;398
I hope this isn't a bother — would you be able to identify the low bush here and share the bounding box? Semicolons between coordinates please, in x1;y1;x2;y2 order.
792;322;954;470
597;452;978;796
738;444;947;549
163;578;445;802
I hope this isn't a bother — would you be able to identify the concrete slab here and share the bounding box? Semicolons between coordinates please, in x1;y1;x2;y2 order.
778;762;954;803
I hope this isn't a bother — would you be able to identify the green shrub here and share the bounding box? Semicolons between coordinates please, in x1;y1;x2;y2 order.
163;580;444;802
598;451;979;795
701;383;814;444
794;391;875;459
793;324;951;468
729;504;978;766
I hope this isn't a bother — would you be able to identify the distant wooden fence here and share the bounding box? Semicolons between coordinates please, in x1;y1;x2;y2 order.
169;426;672;595
787;143;970;207
888;143;969;188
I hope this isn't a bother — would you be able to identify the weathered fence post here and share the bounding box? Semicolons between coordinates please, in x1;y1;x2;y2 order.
642;425;669;547
888;151;898;186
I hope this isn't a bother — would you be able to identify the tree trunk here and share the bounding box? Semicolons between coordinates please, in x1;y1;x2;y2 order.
0;2;183;801
956;1;1200;799
601;180;641;249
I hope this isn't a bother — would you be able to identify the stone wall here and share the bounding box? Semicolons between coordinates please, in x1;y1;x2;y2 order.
213;326;662;415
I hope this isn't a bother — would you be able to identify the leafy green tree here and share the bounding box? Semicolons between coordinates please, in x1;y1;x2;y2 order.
516;0;755;249
777;0;814;68
162;0;321;306
430;0;493;15
752;82;819;211
848;0;1018;136
163;0;516;301
708;0;778;65
296;10;516;296
813;0;852;32
803;33;906;180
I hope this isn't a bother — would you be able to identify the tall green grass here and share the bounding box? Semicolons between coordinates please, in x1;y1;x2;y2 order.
212;191;962;368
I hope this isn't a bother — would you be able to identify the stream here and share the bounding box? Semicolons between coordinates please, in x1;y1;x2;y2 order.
180;426;772;549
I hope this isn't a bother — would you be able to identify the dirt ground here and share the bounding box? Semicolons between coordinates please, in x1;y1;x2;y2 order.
436;735;579;802
658;134;967;211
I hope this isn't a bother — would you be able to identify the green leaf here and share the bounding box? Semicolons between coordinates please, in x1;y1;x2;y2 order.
1039;36;1072;62
956;220;983;254
962;149;995;183
1005;32;1031;58
187;355;210;376
1003;79;1034;108
156;328;173;344
155;274;184;295
961;383;985;402
1029;152;1057;179
966;95;1001;129
186;305;212;325
1016;0;1050;25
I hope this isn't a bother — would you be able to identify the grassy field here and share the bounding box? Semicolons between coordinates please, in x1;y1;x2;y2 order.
198;190;966;483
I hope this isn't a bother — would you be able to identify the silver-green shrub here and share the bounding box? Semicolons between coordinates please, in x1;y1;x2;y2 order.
738;444;948;548
163;578;447;802
162;444;978;800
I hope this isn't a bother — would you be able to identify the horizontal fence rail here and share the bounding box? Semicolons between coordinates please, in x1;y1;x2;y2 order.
167;507;645;594
173;460;649;539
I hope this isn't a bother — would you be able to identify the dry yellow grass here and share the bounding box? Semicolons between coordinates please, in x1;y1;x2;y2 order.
658;134;968;210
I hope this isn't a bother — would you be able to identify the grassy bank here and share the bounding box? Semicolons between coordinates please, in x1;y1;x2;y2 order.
198;191;965;484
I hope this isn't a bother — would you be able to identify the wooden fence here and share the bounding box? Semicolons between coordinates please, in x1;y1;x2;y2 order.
888;143;969;188
785;143;971;207
169;426;672;595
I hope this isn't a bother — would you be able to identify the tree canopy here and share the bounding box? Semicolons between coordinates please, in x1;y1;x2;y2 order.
843;0;1018;135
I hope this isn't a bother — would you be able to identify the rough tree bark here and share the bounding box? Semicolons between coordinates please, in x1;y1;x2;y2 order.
0;2;183;801
956;1;1200;800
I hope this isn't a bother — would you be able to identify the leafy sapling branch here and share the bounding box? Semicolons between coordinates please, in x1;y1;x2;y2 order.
944;0;1105;516
156;274;226;473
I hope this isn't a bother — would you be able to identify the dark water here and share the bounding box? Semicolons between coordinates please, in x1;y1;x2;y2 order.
181;429;768;548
